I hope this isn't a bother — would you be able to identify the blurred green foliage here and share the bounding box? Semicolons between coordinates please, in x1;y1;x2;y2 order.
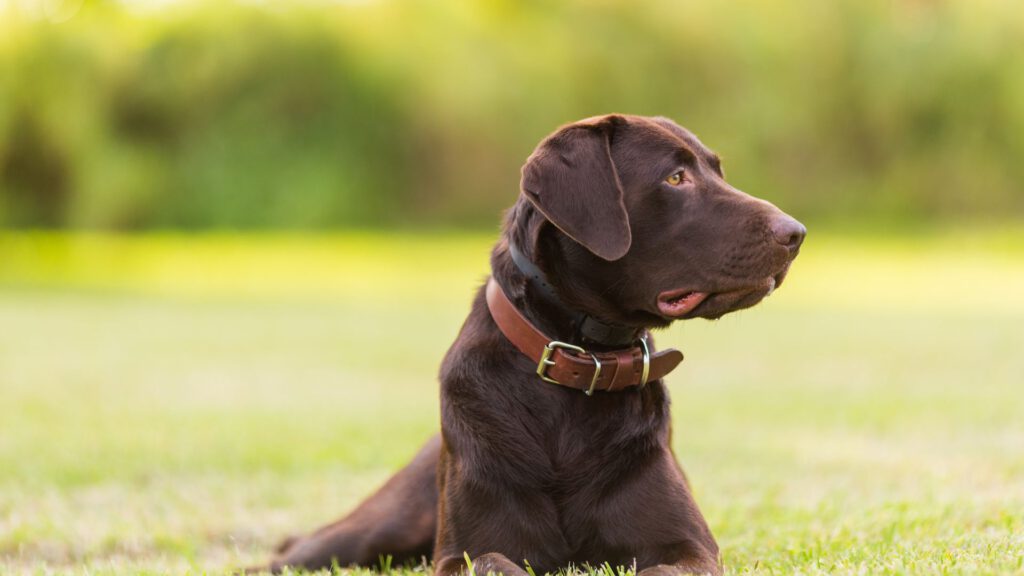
1;0;1023;230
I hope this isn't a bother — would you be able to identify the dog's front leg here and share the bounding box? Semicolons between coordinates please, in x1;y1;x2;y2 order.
435;552;528;576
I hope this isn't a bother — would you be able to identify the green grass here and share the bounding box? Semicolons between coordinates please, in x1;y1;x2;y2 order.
1;229;1023;575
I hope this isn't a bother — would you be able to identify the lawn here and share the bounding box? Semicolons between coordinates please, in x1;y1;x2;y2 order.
1;229;1022;575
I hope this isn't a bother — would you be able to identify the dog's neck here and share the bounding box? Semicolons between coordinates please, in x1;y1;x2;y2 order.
490;240;642;350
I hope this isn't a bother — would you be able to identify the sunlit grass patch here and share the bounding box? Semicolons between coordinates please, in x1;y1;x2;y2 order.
2;227;1023;313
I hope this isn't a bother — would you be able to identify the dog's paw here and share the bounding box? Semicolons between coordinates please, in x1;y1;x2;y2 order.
471;553;529;576
638;563;720;576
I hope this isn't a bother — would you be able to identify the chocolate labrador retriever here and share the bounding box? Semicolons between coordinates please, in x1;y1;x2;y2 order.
260;114;805;576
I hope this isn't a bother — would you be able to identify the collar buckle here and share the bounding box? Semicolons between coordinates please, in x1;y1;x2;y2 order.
537;340;603;395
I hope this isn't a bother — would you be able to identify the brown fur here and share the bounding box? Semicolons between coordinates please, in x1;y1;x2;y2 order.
261;115;805;576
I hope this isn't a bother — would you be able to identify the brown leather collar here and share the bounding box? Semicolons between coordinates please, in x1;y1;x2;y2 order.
485;278;684;394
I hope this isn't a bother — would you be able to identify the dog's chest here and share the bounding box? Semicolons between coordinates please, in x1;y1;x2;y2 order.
538;387;670;502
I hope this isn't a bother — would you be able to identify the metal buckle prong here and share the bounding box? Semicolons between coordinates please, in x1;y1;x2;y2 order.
585;355;602;397
637;337;651;388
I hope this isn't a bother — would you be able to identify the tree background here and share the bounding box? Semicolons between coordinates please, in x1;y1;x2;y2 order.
2;0;1022;232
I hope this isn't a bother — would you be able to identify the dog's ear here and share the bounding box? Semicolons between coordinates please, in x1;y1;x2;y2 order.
520;116;632;261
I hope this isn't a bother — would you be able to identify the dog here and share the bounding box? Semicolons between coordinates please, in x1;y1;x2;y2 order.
261;114;805;576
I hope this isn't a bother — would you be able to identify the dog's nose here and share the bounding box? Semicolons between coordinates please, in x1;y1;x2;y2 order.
770;214;806;253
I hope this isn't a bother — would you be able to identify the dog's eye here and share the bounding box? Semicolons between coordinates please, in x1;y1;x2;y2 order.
666;171;684;186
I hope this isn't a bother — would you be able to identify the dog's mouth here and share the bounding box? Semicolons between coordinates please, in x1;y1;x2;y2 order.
656;264;792;320
656;289;709;318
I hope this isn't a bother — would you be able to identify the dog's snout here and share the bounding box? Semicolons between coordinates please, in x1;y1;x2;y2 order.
770;214;806;253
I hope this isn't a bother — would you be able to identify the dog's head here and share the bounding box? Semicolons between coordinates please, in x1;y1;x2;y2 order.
512;114;805;327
